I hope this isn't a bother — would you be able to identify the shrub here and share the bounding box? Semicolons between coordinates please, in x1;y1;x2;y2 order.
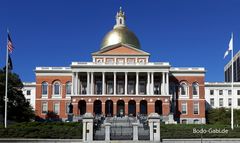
0;122;82;139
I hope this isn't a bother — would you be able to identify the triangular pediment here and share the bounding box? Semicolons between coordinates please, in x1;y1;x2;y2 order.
92;44;150;56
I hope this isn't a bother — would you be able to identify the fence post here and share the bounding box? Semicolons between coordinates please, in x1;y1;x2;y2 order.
132;123;139;141
82;113;94;142
148;113;161;142
104;123;111;141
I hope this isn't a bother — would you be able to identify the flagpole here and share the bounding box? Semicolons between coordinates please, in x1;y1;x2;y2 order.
231;32;234;130
4;29;9;128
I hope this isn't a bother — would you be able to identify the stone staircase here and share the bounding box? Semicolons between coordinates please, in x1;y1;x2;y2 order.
93;116;150;140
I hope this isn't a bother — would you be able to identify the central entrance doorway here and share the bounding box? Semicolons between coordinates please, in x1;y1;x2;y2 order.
117;100;125;117
128;100;136;116
105;100;113;116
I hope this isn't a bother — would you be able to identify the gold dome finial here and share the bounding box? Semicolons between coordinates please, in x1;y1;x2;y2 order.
114;7;125;28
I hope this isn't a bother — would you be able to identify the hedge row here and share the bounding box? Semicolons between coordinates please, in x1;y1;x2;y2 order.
161;124;240;139
0;122;82;139
1;122;240;139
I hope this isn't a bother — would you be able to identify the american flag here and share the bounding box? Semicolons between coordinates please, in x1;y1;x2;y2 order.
7;33;13;53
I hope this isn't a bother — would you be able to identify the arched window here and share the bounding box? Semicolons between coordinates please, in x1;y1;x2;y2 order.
192;82;199;96
53;81;61;95
42;82;48;95
180;82;188;96
66;82;72;95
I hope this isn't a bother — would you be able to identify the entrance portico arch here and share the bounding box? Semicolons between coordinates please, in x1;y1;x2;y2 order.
155;100;163;115
78;100;86;115
140;100;147;115
128;100;136;116
117;100;125;117
94;100;102;115
105;100;113;116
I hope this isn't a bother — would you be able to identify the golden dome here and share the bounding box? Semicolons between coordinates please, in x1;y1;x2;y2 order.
100;7;141;49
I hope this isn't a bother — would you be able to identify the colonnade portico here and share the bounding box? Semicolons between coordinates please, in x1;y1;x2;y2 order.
72;71;169;96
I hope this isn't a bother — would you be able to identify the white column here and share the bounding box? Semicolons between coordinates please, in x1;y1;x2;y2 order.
125;72;128;95
136;72;139;95
162;72;165;95
102;72;105;95
151;72;154;95
87;72;90;95
161;72;164;95
72;72;75;95
75;73;78;95
78;73;81;95
166;72;169;95
91;72;94;95
114;72;116;95
147;72;150;95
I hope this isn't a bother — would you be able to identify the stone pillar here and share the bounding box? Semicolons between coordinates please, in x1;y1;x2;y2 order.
148;103;155;114
132;123;139;141
87;72;90;95
136;72;139;95
87;103;93;113
113;102;117;116
125;103;128;115
102;72;105;95
166;72;169;95
148;113;161;142
102;103;105;116
147;72;150;95
82;113;94;142
73;103;78;115
91;72;94;95
136;103;140;115
125;72;128;95
114;72;116;95
104;123;111;141
151;72;154;95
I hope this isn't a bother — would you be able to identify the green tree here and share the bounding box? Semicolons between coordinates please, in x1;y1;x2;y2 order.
206;108;240;126
0;69;34;123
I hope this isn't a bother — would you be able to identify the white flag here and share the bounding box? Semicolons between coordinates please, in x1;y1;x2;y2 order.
224;35;233;59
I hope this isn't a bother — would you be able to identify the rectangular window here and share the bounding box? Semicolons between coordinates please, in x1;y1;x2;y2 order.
107;81;113;94
228;98;232;107
210;90;214;95
27;90;31;95
238;90;240;95
219;90;223;95
219;98;223;107
117;81;124;94
139;82;146;94
181;102;187;115
210;98;214;106
193;102;199;114
128;81;135;94
42;102;48;114
238;99;240;106
53;103;60;115
228;90;232;95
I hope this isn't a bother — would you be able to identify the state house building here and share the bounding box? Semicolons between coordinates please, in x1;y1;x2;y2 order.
35;8;206;124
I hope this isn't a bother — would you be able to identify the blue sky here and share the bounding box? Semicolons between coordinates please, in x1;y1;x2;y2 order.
0;0;240;82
